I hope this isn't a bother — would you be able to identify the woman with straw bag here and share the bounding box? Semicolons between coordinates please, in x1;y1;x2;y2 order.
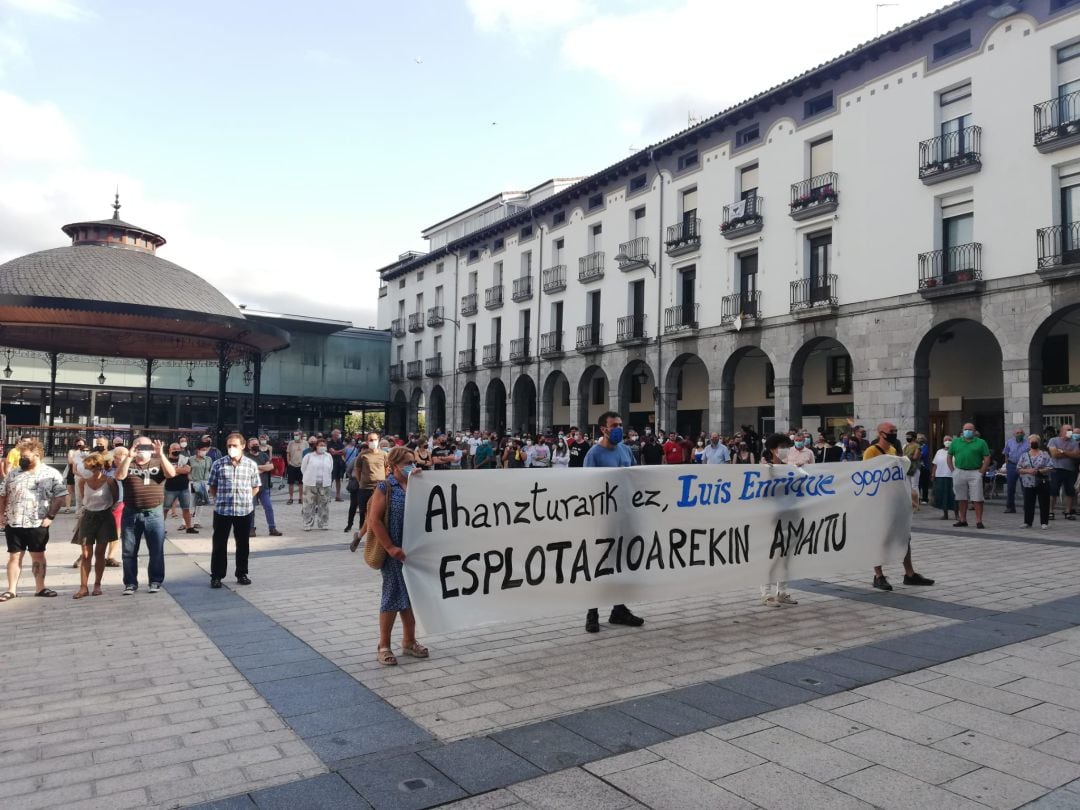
367;446;429;666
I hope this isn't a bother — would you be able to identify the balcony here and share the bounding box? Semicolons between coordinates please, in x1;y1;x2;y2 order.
485;285;504;310
918;243;983;299
378;284;388;298
616;314;648;345
918;126;981;185
407;312;425;333
542;265;566;293
665;218;701;256
1035;90;1080;152
790;275;839;319
720;291;761;327
540;330;564;358
789;173;838;220
426;305;445;328
425;356;443;378
617;236;651;271
721;197;764;239
576;323;603;353
579;252;605;283
1037;222;1080;280
512;276;533;302
458;348;476;372
509;337;531;364
664;304;699;336
406;360;423;380
461;292;478;317
389;361;405;383
390;318;406;338
482;344;501;367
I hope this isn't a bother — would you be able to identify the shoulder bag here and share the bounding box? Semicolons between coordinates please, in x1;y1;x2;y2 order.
363;482;390;569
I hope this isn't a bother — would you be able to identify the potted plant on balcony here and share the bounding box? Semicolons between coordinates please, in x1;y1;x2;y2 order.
1068;122;1080;135
955;269;974;283
923;277;938;288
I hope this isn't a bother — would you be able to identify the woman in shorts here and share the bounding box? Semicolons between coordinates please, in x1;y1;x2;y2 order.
73;452;120;599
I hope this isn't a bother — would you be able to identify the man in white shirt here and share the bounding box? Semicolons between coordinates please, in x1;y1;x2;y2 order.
702;433;731;464
466;431;480;470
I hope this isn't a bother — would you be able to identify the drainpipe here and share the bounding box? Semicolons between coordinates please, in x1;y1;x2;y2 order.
651;150;665;431
448;247;460;431
533;212;543;434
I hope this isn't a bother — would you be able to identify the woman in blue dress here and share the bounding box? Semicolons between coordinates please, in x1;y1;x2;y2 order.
368;446;429;666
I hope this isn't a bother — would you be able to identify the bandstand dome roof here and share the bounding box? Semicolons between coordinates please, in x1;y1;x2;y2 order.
0;197;289;361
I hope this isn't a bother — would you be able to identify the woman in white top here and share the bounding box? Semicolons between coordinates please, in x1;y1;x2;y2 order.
551;438;570;468
930;436;957;521
525;439;551;468
73;452;120;599
300;439;334;530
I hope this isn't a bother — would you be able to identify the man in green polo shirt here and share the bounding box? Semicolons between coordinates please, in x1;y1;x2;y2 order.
947;422;991;529
473;437;496;470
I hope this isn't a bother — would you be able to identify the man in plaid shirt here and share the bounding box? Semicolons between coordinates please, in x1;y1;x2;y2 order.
207;432;261;589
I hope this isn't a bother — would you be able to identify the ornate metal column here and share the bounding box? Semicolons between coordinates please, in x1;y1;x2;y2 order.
215;342;231;448
143;359;156;430
252;354;262;435
47;351;58;454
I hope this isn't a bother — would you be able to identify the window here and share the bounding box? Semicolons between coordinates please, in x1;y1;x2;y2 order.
943;213;974;251
765;364;775;399
629;173;647;192
592;377;605;406
468;249;479;262
553;211;566;226
810;137;833;178
588;193;603;210
827;355;852;394
940;82;972;106
434;285;443;306
493;261;503;284
467;323;476;350
804;91;834;118
520;251;532;276
739;252;758;295
398;278;405;289
589;223;602;253
736;125;760;147
809;232;832;284
553;238;564;264
677;151;699;171
520;225;533;240
413;340;421;360
630;206;646;239
1052;0;1080;12
468;270;478;293
933;30;971;61
416;270;424;282
740;165;759;199
1044;334;1070;386
493;237;504;252
436;262;444;274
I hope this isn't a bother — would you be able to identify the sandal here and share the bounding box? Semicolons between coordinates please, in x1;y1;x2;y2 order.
105;558;120;567
91;587;102;596
0;591;15;602
401;641;429;659
73;589;89;600
377;647;398;666
349;532;362;553
35;589;58;598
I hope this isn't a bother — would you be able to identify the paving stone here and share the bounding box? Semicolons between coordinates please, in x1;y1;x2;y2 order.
807;652;903;685
288;703;408;738
1018;787;1080;808
434;790;523;809
832;728;979;784
930;659;1025;688
646;731;764;779
339;753;467;810
419;738;542;794
1035;733;1080;764
665;683;773;721
186;794;258;810
919;675;1042;714
507;768;639;810
728;726;870;782
756;661;862;695
719;761;874;810
243;657;343;684
851;680;953;712
942;767;1048;810
934;731;1080;789
833;697;966;744
835;644;937;674
927;700;1062;747
705;717;775;741
583;750;662;778
254;671;379;717
615;695;721;736
492;721;609;772
604;760;754;810
759;704;867;743
249;773;370;809
305;720;433;765
1016;704;1080;735
830;764;994;810
1002;677;1080;711
554;707;672;753
716;671;822;708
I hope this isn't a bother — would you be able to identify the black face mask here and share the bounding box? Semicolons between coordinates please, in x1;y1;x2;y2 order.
18;457;31;471
1031;441;1040;449
884;432;898;444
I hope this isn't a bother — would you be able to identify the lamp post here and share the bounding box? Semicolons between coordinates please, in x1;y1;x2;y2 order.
613;252;662;429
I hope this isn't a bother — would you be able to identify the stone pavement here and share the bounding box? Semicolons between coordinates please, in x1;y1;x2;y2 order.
2;485;1080;808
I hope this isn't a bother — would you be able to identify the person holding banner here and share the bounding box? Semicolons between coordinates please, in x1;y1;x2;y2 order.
759;433;798;607
864;422;935;591
582;411;645;633
368;446;428;666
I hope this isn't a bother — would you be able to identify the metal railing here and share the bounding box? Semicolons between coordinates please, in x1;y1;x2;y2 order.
790;274;839;310
1037;222;1080;270
665;218;701;249
542;265;566;292
918;126;981;178
378;285;388;298
721;291;761;323
485;285;504;309
461;292;478;316
425;356;442;377
426;305;445;327
789;172;838;212
458;348;476;371
512;276;533;301
540;331;564;356
576;323;602;351
1035;89;1080;146
509;337;530;362
407;312;425;333
578;252;605;282
616;314;648;343
389;361;405;382
482;343;501;366
721;197;763;232
406;360;423;379
617;236;650;268
390;318;406;338
664;304;699;334
918;243;983;288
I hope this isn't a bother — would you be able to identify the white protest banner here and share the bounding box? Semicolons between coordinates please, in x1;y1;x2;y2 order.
401;456;912;634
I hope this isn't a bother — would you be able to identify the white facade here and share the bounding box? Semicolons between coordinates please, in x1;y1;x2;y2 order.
379;0;1080;453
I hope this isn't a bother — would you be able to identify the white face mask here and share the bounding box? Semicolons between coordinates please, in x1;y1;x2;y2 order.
136;449;152;463
316;446;327;454
227;446;243;459
179;441;188;448
369;440;379;451
943;440;951;448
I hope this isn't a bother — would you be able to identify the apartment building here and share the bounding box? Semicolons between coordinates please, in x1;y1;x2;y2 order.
378;0;1080;451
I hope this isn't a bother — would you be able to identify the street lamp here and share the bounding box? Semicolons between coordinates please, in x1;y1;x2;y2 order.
242;360;253;387
97;358;107;386
186;362;195;388
3;349;12;379
613;251;657;276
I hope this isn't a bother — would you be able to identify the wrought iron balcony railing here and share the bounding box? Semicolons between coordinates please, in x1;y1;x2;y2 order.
389;361;404;382
542;265;566;292
390;318;406;338
458;348;476;372
378;284;388;298
918;126;981;181
578;252;604;282
540;331;564;357
918;243;982;289
485;285;504;309
665;218;701;254
512;276;533;302
664;304;699;334
789;172;838;217
721;197;763;237
720;291;761;324
1037;222;1080;271
509;337;531;363
425;356;442;377
482;343;501;367
1035;89;1080;150
616;314;648;344
406;360;423;379
617;236;650;270
461;292;478;317
790;274;839;311
575;323;602;352
407;312;425;333
426;305;445;327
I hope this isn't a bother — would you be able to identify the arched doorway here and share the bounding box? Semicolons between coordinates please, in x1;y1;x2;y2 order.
462;382;481;432
428;385;446;434
578;365;609;436
1029;302;1080;436
721;347;775;437
511;374;537;435
389;390;407;437
915;319;1003;451
789;337;854;440
542;370;572;432
485;378;507;434
618;360;655;434
665;353;708;438
408;387;426;436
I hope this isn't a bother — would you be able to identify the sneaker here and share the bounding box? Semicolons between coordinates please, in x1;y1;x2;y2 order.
1067;512;1077;521
1042;524;1050;529
1023;523;1032;529
268;529;283;537
873;575;893;591
609;606;644;627
903;573;935;586
976;522;986;529
1004;508;1016;514
952;521;968;527
185;527;199;534
343;525;353;533
236;575;251;586
122;585;136;595
148;582;161;594
763;595;782;607
777;592;798;605
210;578;222;589
585;609;599;634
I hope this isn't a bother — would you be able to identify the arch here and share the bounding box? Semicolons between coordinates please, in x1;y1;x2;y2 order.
915;318;1004;451
664;352;709;439
788;336;854;439
485;377;507;434
720;346;775;437
461;381;481;432
408;387;426;436
1029;302;1080;435
617;360;655;434
388;389;408;438
512;374;538;435
428;385;446;435
578;365;610;435
542;369;572;432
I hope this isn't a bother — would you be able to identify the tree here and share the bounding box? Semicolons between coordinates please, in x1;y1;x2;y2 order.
345;410;385;436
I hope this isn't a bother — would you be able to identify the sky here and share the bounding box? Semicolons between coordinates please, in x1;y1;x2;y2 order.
0;0;948;327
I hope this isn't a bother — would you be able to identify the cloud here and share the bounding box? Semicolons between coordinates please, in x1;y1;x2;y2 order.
466;0;593;33
4;0;89;21
0;21;27;76
0;91;81;162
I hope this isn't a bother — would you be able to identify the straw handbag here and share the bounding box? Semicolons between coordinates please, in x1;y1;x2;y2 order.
363;484;390;569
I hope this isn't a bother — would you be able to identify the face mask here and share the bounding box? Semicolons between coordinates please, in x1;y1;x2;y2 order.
697;442;704;448
1015;433;1024;440
795;441;805;449
944;440;951;448
197;450;206;457
558;433;564;439
227;446;243;459
1031;441;1040;449
179;441;188;448
316;446;327;454
711;439;719;446
368;440;379;450
609;427;624;444
18;457;31;471
526;441;533;447
294;434;301;440
963;430;974;439
1073;433;1080;441
248;446;259;453
169;453;180;460
136;450;152;463
885;432;898;443
400;463;416;477
309;443;317;448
